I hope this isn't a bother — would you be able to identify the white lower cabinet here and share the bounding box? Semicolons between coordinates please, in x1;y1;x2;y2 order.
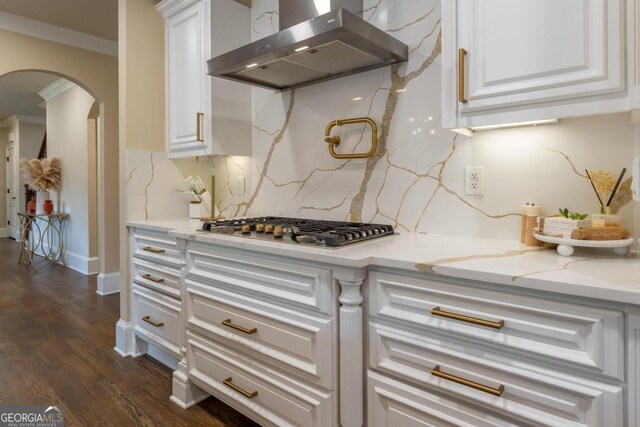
368;371;520;427
186;331;334;427
125;228;638;425
370;321;622;427
185;280;334;388
132;284;182;359
368;268;627;427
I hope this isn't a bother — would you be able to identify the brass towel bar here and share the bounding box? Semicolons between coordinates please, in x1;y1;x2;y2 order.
324;117;378;159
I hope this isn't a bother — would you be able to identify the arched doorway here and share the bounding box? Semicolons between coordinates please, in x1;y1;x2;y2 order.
0;31;120;294
0;70;111;285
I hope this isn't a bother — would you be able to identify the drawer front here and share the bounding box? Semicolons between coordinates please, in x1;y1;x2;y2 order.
370;322;623;427
186;331;334;427
132;284;182;358
132;257;181;299
186;241;334;314
186;280;333;388
368;371;519;427
131;228;183;268
370;270;624;379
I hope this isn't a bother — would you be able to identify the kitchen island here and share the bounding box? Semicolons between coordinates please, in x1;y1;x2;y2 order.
123;218;640;426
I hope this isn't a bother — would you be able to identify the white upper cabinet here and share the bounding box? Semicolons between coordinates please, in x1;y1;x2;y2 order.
157;0;252;158
442;0;639;129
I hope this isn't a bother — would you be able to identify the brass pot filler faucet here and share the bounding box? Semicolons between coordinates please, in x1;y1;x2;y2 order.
324;117;378;159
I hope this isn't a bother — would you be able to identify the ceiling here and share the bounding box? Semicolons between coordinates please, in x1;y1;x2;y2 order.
0;0;118;41
0;72;60;121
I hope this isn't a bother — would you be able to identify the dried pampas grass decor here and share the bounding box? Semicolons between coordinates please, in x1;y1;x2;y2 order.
21;158;62;191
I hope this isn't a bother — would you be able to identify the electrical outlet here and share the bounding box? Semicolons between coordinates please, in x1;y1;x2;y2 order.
465;166;484;195
237;176;245;195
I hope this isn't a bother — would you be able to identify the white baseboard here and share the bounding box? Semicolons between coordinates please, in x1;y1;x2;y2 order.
114;319;134;357
97;272;121;295
67;251;100;275
34;244;99;275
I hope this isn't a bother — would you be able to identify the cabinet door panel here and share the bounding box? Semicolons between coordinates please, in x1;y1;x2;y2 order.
167;1;210;156
458;0;623;112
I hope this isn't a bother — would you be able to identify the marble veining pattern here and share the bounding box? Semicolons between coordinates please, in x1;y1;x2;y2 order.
126;0;636;243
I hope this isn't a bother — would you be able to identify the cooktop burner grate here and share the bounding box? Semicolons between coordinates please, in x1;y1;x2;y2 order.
201;216;394;247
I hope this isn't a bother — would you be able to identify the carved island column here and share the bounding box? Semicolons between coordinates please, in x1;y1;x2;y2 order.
337;271;366;427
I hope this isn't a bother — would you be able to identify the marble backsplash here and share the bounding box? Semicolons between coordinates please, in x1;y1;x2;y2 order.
126;0;637;242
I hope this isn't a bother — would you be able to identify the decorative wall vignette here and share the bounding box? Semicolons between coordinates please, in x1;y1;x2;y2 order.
126;0;636;242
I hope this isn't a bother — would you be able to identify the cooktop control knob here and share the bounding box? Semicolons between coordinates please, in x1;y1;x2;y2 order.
265;224;274;234
273;225;283;238
255;224;264;233
241;224;251;234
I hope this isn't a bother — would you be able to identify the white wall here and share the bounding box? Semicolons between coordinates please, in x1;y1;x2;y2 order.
46;84;98;274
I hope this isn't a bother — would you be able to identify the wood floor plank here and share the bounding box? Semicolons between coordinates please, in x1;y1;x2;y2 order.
0;238;261;427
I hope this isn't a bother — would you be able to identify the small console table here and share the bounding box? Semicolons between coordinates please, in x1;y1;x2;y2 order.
17;213;68;266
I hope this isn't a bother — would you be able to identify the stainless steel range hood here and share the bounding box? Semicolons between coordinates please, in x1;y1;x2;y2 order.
207;0;408;91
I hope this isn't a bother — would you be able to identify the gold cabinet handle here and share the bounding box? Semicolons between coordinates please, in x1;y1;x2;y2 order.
142;274;165;283
458;48;468;103
431;306;504;329
196;112;204;142
222;319;257;335
432;365;504;397
223;377;258;399
143;246;165;254
142;316;164;328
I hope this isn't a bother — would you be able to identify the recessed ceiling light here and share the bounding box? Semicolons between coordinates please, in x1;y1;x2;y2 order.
246;63;259;69
295;46;310;52
430;130;435;134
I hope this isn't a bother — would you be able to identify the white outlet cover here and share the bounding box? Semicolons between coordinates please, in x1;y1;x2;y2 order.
465;166;484;195
237;176;245;195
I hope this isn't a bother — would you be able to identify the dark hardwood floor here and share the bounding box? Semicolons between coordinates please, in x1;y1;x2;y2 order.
0;238;260;427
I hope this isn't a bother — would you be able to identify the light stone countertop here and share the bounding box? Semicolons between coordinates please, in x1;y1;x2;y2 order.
127;219;640;305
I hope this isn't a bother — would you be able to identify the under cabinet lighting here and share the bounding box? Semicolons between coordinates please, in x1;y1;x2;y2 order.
246;63;259;69
295;46;310;52
352;97;362;101
471;119;559;131
451;119;559;138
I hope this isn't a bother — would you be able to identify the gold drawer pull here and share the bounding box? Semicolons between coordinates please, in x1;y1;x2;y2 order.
143;246;165;254
223;377;258;399
432;365;504;397
142;316;164;328
142;274;165;283
222;319;257;335
431;306;504;329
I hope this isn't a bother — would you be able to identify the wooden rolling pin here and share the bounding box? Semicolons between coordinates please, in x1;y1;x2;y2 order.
571;227;630;241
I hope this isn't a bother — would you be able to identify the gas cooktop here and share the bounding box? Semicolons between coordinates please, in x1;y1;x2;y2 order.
200;216;394;247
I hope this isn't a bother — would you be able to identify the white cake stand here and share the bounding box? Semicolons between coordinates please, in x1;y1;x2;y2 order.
533;233;633;257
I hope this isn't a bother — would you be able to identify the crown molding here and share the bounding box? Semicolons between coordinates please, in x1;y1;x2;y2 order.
0;10;117;57
15;115;46;125
156;0;203;19
0;115;19;128
39;79;75;101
